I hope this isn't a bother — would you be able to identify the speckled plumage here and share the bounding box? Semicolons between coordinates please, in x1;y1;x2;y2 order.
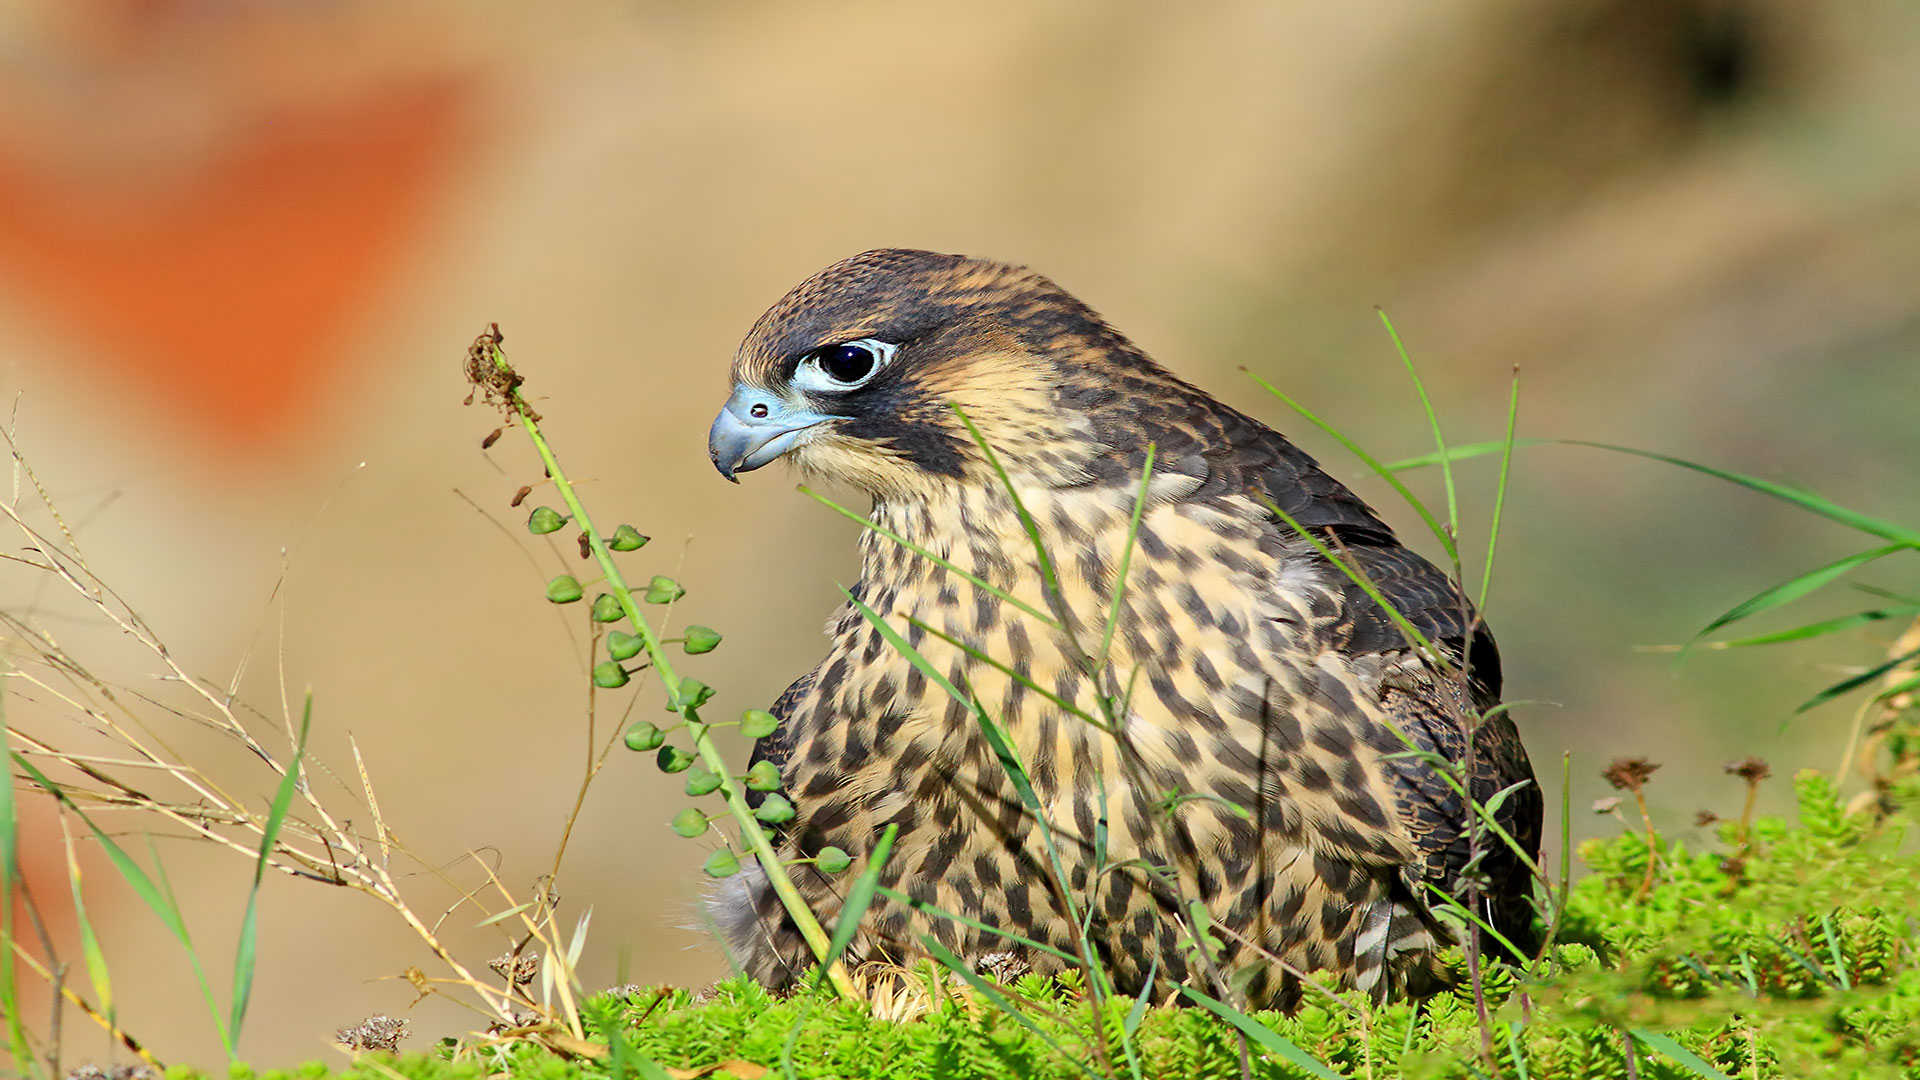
710;249;1540;1007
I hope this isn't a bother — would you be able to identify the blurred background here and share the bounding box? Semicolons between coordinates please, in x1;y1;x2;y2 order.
3;0;1917;1064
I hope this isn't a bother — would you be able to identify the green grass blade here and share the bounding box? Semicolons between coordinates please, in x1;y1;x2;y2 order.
1629;1028;1734;1079
1;744;40;1078
60;816;114;1025
817;823;898;987
1704;605;1920;648
231;694;314;1045
1177;984;1342;1080
1691;545;1905;643
1568;442;1920;547
876;886;1082;965
1382;439;1552;472
923;938;1104;1080
1386;439;1920;548
1503;1021;1531;1080
592;1001;675;1080
1873;671;1920;704
948;406;1067;618
147;833;232;1057
842;588;1045;816
1122;953;1158;1074
1851;582;1920;605
1262;498;1444;665
1099;445;1157;669
842;588;1093;941
11;753;232;1055
1422;883;1528;963
1794;644;1920;714
1245;370;1457;563
911;618;1100;727
1479;366;1521;613
801;485;1058;629
1378;310;1459;543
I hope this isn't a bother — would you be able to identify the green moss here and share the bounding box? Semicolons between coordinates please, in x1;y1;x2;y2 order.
162;769;1918;1079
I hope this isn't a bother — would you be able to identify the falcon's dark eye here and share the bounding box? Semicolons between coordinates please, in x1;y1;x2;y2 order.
822;344;877;383
793;338;897;393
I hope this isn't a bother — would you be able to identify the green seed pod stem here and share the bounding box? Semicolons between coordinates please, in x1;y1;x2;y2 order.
815;847;852;874
545;575;584;604
681;625;723;654
527;507;568;534
703;848;741;878
591;594;624;622
592;661;631;688
656;745;695;774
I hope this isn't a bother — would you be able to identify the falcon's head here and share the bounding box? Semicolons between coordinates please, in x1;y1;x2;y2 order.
709;249;1171;501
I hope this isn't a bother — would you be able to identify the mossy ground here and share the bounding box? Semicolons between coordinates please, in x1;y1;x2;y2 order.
172;770;1920;1080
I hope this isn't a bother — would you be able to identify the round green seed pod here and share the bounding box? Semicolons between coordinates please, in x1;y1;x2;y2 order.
591;594;624;622
682;625;723;654
684;766;722;797
608;631;644;662
609;524;650;551
545;575;584;604
754;793;796;824
671;679;715;712
624;721;664;752
745;760;780;792
644;576;686;603
592;661;630;688
816;846;852;874
670;808;708;838
656;745;695;774
703;849;740;878
740;710;779;739
527;507;567;534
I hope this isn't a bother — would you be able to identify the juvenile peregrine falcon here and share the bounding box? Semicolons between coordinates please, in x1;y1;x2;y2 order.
706;249;1540;1006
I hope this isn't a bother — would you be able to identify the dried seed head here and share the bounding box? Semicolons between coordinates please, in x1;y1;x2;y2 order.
1694;809;1721;827
65;1067;157;1080
336;1014;410;1052
1723;756;1772;782
1591;796;1623;815
488;951;540;986
1602;757;1660;792
511;485;533;507
481;428;502;450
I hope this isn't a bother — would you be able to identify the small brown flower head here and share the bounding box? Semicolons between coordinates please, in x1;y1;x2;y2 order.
1694;809;1721;827
489;951;540;986
65;1067;156;1080
1591;796;1624;815
1603;757;1661;792
1723;756;1772;783
336;1014;409;1052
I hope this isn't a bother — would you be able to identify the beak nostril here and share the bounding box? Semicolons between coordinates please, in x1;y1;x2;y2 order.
750;403;769;419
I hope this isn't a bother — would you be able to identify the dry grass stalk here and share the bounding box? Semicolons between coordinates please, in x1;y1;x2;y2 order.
0;424;606;1052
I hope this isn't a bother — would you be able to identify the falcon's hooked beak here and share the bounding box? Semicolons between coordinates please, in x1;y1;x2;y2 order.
708;385;836;482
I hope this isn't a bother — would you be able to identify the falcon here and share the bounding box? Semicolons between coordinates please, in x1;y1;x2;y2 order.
705;249;1540;1006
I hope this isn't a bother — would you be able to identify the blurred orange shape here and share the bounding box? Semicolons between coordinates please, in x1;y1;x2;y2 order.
0;80;469;450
